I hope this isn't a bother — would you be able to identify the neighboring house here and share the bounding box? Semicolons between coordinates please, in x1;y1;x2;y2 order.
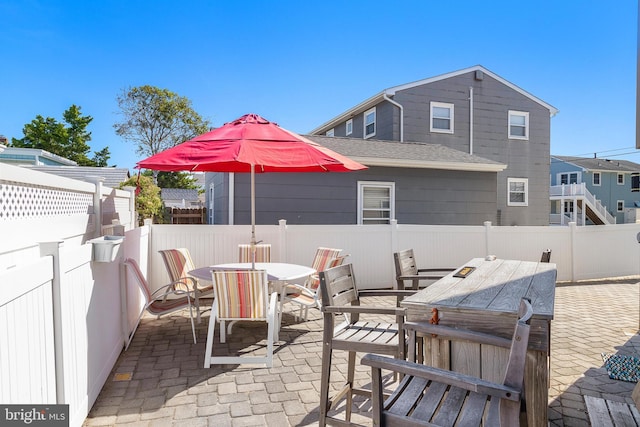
550;156;640;225
0;146;78;166
310;65;558;226
24;165;130;189
205;136;505;226
161;188;202;208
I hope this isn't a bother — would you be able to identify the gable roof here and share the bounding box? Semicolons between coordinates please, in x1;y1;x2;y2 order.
306;135;505;172
552;156;640;173
310;65;558;135
24;165;130;188
161;188;200;201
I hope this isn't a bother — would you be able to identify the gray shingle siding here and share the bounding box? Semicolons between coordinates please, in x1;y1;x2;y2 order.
313;67;554;225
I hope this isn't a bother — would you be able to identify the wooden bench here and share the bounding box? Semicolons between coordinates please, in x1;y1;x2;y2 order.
585;395;640;426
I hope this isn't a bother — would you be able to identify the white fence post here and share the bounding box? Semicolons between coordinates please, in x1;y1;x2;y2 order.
390;219;398;255
90;178;104;238
484;221;492;256
278;219;287;262
570;221;577;281
39;240;65;404
123;186;137;228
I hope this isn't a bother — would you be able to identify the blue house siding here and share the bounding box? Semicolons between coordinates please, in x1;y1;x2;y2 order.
550;156;640;223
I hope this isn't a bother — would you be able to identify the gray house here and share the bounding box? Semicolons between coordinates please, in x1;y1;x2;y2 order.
204;135;505;226
550;155;640;225
311;65;558;226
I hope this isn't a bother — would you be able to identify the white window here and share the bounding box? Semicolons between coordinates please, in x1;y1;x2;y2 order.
364;108;376;138
357;181;394;224
618;173;624;185
507;178;528;206
593;172;601;186
563;201;574;213
346;119;353;136
430;102;454;134
617;200;624;211
509;111;529;140
326;128;334;137
559;172;579;185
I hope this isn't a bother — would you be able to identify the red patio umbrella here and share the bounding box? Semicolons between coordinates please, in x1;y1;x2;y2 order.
136;113;367;264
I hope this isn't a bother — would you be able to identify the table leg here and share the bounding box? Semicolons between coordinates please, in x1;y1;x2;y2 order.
525;349;549;427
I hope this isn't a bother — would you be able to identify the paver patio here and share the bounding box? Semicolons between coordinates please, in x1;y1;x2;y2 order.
84;278;640;426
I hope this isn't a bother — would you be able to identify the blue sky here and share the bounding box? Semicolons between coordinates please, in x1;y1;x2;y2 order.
0;1;637;171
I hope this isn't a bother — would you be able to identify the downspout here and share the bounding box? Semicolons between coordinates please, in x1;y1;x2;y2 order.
228;172;235;225
383;93;404;142
469;86;474;155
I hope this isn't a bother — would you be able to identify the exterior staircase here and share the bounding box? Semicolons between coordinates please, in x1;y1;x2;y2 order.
549;183;615;225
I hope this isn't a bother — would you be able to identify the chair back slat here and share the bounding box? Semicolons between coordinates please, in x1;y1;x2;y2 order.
238;244;272;263
394;248;419;276
212;270;269;320
319;264;358;308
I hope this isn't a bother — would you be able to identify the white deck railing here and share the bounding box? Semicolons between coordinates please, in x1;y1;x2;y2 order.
550;183;615;224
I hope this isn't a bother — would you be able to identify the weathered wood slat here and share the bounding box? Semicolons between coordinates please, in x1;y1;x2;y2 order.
412;381;448;421
432;386;467;425
585;395;615;427
608;399;638;426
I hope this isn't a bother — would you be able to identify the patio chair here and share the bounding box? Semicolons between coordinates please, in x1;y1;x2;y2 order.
394;248;455;291
541;249;552;263
318;263;416;426
158;248;213;322
123;258;197;350
280;254;348;322
361;298;533;427
204;269;278;368
280;247;344;322
238;243;272;263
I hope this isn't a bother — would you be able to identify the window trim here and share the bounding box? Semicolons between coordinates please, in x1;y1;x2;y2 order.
617;173;624;185
558;172;580;185
592;172;601;186
430;102;454;134
364;107;376;139
507;177;528;207
617;200;624;212
345;119;353;136
508;110;529;140
357;181;395;225
326;128;334;137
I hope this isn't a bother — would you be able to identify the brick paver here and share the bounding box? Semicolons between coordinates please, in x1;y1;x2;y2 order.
84;278;640;426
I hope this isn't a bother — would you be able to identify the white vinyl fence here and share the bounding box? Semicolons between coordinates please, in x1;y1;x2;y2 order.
3;160;640;427
146;220;640;290
0;162;135;269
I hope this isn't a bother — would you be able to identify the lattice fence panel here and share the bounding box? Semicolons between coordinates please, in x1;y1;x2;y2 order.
0;183;93;220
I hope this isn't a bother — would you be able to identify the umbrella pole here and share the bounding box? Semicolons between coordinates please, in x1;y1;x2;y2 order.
251;164;256;269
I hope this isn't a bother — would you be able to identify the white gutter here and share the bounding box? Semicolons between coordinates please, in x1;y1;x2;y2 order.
228;172;235;225
351;157;507;172
383;93;404;142
469;87;474;155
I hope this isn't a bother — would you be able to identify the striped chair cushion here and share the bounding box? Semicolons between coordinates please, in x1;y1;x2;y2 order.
308;247;343;290
238;244;271;263
159;248;197;291
212;270;268;319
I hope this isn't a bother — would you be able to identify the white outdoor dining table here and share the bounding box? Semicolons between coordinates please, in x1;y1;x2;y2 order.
189;262;315;283
189;262;316;330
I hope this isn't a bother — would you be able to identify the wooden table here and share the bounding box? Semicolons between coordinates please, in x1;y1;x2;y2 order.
401;257;556;427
